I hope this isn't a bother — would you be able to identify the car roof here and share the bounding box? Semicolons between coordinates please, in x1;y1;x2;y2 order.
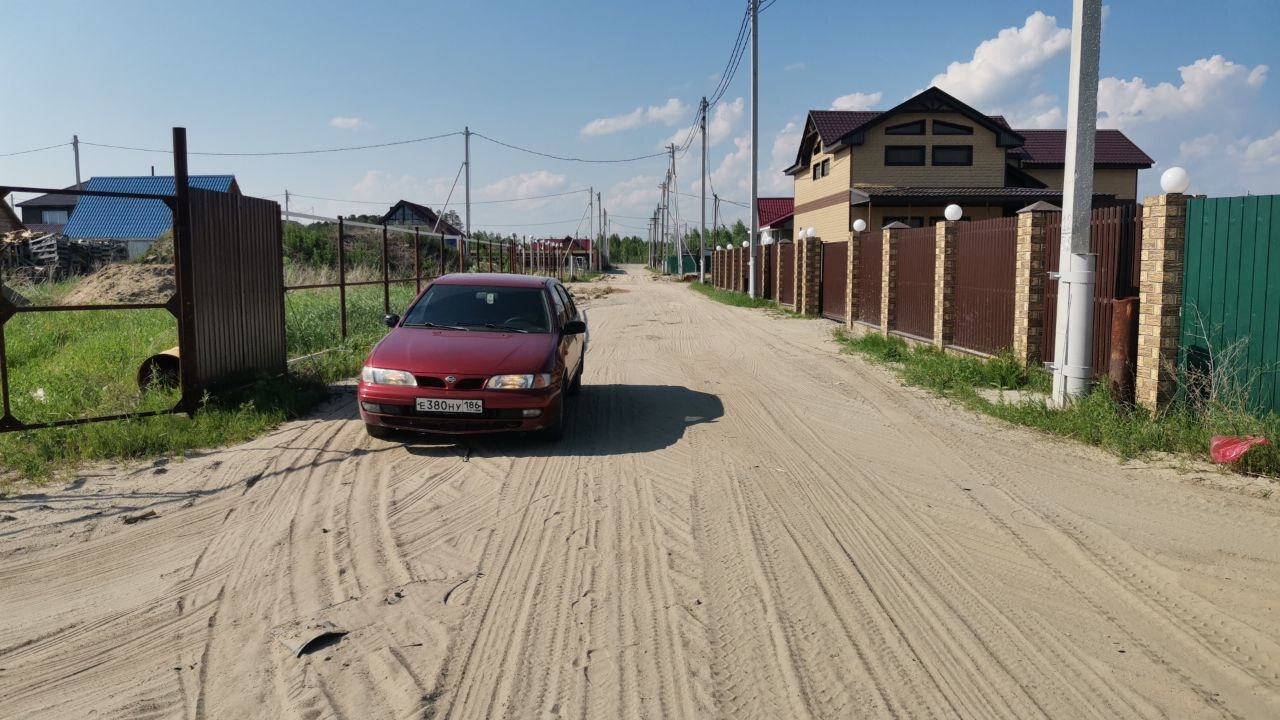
432;273;552;289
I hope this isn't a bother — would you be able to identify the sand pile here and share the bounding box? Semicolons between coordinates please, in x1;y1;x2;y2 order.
61;263;175;305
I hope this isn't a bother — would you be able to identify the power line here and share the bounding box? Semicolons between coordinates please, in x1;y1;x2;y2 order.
0;142;71;158
479;216;588;228
471;132;666;164
78;132;463;157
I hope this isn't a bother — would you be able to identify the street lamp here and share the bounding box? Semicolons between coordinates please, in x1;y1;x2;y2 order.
944;204;963;222
852;219;867;233
1160;166;1190;194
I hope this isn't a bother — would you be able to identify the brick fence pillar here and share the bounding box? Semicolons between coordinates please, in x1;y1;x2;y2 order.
1136;193;1189;412
793;235;824;313
845;233;858;330
933;221;958;348
1012;202;1056;364
880;223;906;335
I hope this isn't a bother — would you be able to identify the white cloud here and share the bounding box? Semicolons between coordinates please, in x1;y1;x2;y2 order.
329;116;367;130
665;97;744;149
927;11;1070;108
482;170;567;199
784;62;805;73
1097;55;1268;129
1172;130;1280;196
1238;129;1280;167
581;98;689;137
830;91;882;111
765;120;802;194
351;171;454;207
606;174;662;213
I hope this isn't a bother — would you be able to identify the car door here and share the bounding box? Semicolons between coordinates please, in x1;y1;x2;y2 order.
547;283;572;381
552;283;583;379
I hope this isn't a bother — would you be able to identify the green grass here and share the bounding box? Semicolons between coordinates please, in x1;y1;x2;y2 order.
0;281;420;484
689;281;786;310
833;329;1280;479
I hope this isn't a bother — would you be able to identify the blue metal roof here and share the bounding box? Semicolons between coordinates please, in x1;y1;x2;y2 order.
63;175;236;239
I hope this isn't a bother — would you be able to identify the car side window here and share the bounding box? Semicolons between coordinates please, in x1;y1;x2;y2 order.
548;285;567;326
554;285;577;320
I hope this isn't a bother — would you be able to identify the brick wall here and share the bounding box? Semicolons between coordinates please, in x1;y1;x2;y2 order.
798;236;822;315
1012;205;1053;364
879;226;900;334
845;234;858;329
1136;193;1188;411
932;221;957;348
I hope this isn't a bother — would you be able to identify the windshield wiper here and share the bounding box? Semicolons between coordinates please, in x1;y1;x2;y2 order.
403;321;470;331
455;322;530;333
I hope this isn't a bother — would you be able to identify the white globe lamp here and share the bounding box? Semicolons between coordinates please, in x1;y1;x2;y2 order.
1160;166;1190;194
852;219;868;233
944;204;963;222
806;227;816;238
741;241;749;248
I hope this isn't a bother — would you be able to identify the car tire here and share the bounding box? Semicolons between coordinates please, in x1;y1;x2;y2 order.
365;423;395;440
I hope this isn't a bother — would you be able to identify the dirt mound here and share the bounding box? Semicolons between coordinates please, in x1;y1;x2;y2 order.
567;284;626;302
61;263;175;305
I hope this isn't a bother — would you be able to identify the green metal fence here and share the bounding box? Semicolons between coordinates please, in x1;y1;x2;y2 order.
1180;195;1280;413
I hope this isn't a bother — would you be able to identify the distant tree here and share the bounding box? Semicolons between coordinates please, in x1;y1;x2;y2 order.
441;209;464;232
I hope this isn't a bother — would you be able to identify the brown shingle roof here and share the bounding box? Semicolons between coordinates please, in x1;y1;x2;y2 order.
757;197;794;228
16;182;87;208
1016;129;1153;168
809;111;881;145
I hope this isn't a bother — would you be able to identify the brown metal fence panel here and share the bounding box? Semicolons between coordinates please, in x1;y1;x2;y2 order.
821;241;848;321
857;232;882;325
953;217;1017;354
1040;204;1142;377
777;243;795;305
893;226;936;339
757;246;773;300
187;189;286;388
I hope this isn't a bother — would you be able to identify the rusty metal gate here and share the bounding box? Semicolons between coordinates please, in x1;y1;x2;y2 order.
777;243;795;305
953;217;1017;354
857;232;882;326
893;226;936;339
0;127;286;432
820;241;848;322
1041;204;1142;377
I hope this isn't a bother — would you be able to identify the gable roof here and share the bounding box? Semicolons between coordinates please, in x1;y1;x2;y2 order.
380;199;465;237
63;175;237;239
1015;129;1154;168
757;197;794;228
1;199;23;232
16;182;87;208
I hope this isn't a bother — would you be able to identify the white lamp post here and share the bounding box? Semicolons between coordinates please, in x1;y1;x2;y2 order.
944;204;963;222
742;241;749;248
1160;166;1190;194
852;219;867;233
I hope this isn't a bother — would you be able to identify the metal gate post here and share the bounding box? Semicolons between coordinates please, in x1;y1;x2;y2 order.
414;227;422;293
381;222;390;315
337;216;347;340
171;127;200;416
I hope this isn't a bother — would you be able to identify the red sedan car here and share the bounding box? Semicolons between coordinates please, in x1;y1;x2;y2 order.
357;274;586;440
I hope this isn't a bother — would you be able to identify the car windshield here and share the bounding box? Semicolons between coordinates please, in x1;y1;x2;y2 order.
402;284;552;333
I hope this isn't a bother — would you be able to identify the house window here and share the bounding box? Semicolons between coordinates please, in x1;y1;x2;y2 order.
41;209;69;224
932;120;973;135
932;145;973;166
886;120;925;135
811;158;830;180
883;216;925;228
885;146;925;166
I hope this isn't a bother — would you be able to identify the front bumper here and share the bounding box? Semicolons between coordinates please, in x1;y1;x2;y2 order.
357;382;559;435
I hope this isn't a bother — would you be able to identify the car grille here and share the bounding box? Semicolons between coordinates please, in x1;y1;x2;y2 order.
413;375;486;390
364;403;526;420
389;416;524;432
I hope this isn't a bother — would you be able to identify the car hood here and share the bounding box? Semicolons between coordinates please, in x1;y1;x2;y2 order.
369;328;557;375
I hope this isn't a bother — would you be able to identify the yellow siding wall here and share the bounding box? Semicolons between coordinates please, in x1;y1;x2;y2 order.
1024;167;1140;200
792;147;852;243
849;113;1006;187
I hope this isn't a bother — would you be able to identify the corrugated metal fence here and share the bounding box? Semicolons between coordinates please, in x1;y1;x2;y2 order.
820;241;848;322
1041;204;1142;377
857;232;881;326
952;217;1017;355
1181;194;1280;413
893;226;936;339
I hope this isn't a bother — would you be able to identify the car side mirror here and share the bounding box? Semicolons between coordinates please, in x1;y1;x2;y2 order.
383;314;400;328
563;319;586;335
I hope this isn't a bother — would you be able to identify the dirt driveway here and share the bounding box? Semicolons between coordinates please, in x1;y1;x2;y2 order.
2;266;1278;719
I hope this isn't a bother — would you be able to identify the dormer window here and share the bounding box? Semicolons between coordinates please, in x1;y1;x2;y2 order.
886;120;925;135
933;120;973;135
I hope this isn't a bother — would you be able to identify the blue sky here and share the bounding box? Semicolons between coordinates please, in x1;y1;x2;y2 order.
2;0;1277;238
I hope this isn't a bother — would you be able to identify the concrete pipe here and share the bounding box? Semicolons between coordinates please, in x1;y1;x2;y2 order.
137;346;180;389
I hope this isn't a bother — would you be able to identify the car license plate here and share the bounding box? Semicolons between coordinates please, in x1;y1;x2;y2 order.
416;398;483;414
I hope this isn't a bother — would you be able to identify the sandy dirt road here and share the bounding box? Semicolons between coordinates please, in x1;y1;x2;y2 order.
2;266;1279;719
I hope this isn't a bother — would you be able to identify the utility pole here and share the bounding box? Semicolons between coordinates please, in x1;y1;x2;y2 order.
660;179;668;274
464;126;471;271
1051;0;1102;406
72;134;81;185
748;0;759;298
284;189;290;218
588;187;594;269
597;191;603;270
700;96;708;283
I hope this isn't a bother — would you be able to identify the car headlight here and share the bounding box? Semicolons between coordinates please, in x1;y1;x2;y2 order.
361;366;417;386
484;373;552;390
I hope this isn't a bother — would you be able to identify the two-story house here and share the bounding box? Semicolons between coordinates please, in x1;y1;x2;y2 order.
784;86;1153;240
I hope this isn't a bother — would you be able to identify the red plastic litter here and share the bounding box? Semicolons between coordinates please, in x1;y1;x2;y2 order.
1209;435;1271;463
